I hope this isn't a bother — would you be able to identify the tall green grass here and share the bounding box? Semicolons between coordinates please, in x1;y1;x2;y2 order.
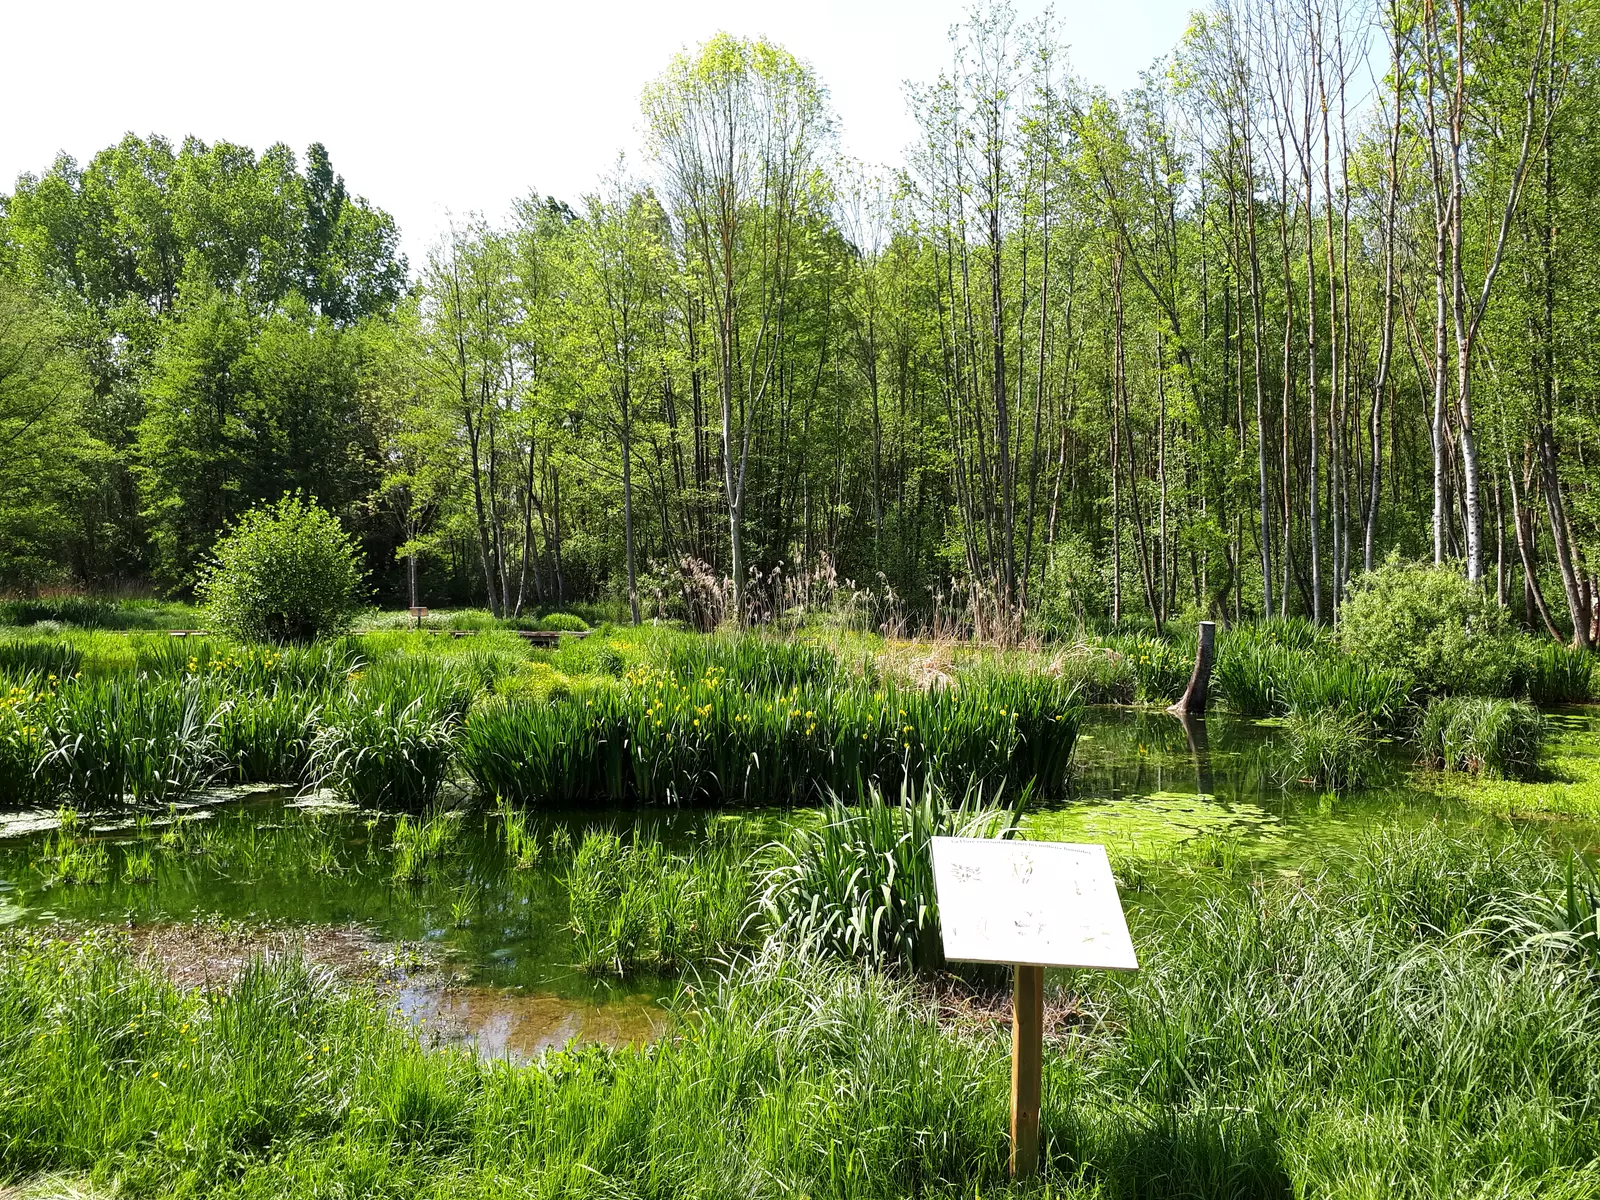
662;631;848;690
3;825;1598;1196
1417;695;1548;780
1278;709;1384;790
762;779;1020;972
0;636;83;681
1520;642;1597;706
461;669;1080;808
38;677;221;807
566;828;754;975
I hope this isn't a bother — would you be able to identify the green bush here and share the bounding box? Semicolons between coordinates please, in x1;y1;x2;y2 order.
197;495;366;645
1338;558;1517;696
1416;695;1547;780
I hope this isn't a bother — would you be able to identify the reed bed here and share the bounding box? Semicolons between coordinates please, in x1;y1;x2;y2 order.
461;666;1081;808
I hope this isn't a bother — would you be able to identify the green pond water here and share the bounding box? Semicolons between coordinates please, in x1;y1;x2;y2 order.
2;707;1597;1059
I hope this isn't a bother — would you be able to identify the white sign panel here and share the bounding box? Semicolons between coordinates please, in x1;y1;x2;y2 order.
930;837;1139;970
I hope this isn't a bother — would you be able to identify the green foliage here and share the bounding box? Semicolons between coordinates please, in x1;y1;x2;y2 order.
1282;659;1411;729
460;667;1080;808
1337;825;1559;939
762;779;1019;972
1213;640;1293;717
38;677;221;808
1417;695;1548;780
197;495;367;644
0;636;82;682
566;828;754;975
662;631;845;690
1338;559;1519;696
309;685;461;811
1104;633;1191;704
1279;709;1383;790
535;612;589;632
1518;641;1596;706
4;820;1600;1196
1525;854;1600;972
389;809;458;883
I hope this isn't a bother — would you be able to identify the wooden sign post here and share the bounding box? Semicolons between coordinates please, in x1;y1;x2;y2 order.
930;838;1139;1180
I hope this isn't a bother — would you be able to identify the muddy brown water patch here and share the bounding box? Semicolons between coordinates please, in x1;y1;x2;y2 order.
77;918;669;1063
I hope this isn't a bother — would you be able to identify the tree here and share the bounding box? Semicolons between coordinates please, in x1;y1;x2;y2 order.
644;33;833;623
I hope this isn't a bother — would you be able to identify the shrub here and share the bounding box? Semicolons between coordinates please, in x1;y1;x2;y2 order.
197;495;367;644
1416;695;1547;780
1338;558;1518;695
761;779;1020;972
1279;709;1382;790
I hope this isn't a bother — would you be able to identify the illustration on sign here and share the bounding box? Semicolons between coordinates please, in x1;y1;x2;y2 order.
930;837;1138;971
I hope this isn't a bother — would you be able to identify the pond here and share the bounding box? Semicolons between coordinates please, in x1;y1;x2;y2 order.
2;706;1596;1059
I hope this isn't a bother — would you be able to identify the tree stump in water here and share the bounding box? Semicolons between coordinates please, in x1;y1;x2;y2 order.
1169;620;1216;716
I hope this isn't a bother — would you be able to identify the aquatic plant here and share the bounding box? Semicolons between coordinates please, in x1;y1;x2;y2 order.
39;677;221;808
1519;641;1596;706
213;685;325;784
0;636;83;682
762;778;1020;972
566;829;754;975
461;669;1080;809
1417;695;1547;780
662;631;845;690
1282;658;1411;729
535;612;589;632
309;683;461;810
1103;633;1190;704
389;809;458;884
1278;709;1382;790
496;799;541;869
1213;641;1292;717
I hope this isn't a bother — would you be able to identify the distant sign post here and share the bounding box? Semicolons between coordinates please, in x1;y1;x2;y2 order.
930;837;1138;1179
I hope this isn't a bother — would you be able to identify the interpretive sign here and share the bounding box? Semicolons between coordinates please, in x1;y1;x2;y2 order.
930;836;1139;1179
930;837;1138;971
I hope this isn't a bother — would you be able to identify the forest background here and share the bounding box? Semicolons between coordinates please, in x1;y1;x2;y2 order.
4;0;1598;643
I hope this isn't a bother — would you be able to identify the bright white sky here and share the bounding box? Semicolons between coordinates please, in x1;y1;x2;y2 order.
4;0;1199;269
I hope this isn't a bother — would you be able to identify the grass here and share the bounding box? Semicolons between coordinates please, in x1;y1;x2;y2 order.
461;667;1081;809
1417;695;1549;780
3;824;1599;1196
566;827;755;976
762;778;1021;972
1520;641;1597;706
388;808;458;883
1277;709;1385;791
